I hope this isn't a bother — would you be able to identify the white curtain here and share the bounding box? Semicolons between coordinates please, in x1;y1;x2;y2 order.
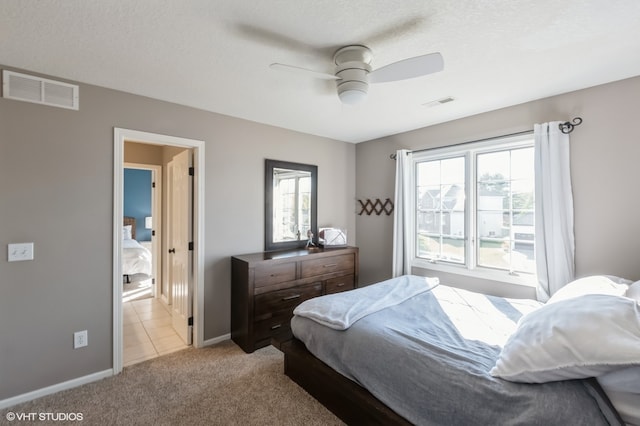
534;122;575;301
392;149;412;277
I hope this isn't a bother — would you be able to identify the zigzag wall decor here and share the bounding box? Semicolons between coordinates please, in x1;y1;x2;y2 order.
357;198;394;216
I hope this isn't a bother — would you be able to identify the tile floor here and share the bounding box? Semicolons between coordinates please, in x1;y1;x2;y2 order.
123;297;189;367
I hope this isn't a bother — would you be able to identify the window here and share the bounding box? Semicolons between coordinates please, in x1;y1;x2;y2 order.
416;156;466;264
412;134;535;282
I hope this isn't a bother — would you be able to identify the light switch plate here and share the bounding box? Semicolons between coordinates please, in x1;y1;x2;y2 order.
8;243;34;262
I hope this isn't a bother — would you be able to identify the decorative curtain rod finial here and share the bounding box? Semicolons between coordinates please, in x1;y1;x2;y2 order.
559;117;582;134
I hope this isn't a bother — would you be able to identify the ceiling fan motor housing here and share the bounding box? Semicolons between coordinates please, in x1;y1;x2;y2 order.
334;45;373;104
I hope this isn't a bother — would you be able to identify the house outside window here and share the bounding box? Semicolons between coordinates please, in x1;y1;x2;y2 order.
412;133;536;284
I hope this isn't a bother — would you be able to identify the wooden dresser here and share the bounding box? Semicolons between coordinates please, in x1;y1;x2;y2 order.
231;246;359;353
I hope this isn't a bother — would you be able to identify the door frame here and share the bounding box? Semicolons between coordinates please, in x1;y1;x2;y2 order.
113;128;205;374
123;162;162;299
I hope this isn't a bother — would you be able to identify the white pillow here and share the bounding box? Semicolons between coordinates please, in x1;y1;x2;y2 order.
490;294;640;383
598;366;640;393
547;275;629;304
122;225;133;240
602;275;634;285
627;281;640;303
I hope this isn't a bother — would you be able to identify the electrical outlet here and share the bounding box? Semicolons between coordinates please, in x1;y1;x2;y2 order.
8;243;34;262
74;330;88;349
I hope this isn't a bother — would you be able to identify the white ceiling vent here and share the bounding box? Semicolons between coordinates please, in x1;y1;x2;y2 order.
2;70;79;110
422;96;455;108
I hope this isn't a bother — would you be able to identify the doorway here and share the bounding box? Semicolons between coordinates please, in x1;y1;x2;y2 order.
123;163;161;302
113;128;205;375
122;161;187;366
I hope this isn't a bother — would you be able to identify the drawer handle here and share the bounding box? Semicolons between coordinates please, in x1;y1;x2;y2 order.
271;324;282;330
336;282;345;287
282;294;301;301
323;263;338;268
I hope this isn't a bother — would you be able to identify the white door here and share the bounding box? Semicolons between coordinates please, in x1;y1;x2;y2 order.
169;150;193;345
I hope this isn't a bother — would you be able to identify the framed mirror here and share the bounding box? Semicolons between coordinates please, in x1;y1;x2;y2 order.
265;159;317;251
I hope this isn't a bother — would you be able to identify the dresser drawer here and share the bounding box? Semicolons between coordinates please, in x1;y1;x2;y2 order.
300;254;354;278
254;314;293;343
325;274;355;294
254;282;322;321
254;262;296;288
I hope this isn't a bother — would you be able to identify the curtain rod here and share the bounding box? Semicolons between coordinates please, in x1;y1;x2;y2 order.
390;117;583;160
558;117;582;134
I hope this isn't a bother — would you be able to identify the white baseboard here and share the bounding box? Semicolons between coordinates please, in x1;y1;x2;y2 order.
0;369;113;410
202;333;230;347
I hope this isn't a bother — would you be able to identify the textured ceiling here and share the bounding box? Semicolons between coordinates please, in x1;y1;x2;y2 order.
1;0;640;143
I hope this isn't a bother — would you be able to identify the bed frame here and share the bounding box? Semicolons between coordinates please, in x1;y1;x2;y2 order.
279;337;411;425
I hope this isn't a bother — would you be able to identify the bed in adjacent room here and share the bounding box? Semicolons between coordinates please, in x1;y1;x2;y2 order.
284;274;640;425
122;216;152;282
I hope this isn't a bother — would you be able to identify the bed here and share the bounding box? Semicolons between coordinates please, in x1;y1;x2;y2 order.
284;274;640;425
122;216;152;282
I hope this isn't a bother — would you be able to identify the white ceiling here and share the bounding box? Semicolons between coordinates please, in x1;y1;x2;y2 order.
1;0;640;143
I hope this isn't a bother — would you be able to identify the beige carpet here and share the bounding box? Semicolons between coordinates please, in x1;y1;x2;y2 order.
1;341;343;425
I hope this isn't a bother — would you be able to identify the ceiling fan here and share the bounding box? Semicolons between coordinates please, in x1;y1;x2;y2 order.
270;45;444;105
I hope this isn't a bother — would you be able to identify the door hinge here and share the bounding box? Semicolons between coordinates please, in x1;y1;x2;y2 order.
188;317;193;326
152;181;156;188
188;241;194;251
151;230;156;236
188;167;194;176
152;278;155;285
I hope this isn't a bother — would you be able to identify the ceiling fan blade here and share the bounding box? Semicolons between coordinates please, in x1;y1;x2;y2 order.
369;52;444;83
269;63;340;80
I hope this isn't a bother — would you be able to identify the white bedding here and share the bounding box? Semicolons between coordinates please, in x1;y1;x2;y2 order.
122;238;152;276
293;274;439;330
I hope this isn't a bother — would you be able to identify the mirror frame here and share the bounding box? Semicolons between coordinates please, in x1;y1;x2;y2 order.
265;159;318;252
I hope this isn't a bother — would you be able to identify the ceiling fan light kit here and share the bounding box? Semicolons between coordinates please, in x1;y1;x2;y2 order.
337;82;369;104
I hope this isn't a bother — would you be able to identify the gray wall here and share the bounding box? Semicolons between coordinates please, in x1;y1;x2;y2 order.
0;65;356;400
3;61;639;402
356;75;640;295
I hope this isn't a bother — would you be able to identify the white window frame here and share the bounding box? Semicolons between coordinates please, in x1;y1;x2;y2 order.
410;133;536;287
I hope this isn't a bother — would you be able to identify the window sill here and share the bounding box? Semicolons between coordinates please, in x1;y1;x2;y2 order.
412;258;537;288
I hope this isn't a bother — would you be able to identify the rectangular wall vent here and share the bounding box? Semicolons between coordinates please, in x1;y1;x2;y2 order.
2;70;79;110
